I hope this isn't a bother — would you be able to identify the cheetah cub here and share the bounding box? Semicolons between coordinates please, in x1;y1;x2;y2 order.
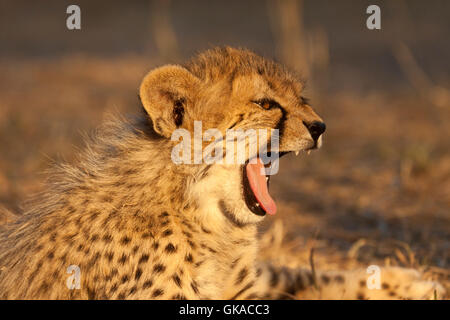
0;47;445;299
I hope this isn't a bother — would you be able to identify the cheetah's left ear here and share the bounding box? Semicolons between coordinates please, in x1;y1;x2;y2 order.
139;65;200;138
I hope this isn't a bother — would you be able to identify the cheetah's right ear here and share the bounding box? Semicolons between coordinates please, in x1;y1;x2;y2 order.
139;65;200;138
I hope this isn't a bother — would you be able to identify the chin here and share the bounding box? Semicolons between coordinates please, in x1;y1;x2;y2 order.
190;163;266;227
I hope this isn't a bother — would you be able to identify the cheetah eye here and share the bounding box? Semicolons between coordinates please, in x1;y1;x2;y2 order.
252;99;280;110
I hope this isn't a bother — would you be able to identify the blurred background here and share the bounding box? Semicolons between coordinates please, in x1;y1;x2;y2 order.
0;0;449;292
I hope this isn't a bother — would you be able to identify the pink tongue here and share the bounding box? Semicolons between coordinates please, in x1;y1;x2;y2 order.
246;158;277;215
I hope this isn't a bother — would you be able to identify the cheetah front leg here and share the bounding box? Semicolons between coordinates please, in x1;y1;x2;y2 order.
248;263;446;300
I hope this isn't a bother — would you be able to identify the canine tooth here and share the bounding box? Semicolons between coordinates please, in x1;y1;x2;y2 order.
295;151;299;156
307;150;311;155
255;203;260;207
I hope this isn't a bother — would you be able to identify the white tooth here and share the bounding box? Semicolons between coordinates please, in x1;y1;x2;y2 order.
307;150;311;155
255;203;260;207
295;151;299;156
266;176;269;181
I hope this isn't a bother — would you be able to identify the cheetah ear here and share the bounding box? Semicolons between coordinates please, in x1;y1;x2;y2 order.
139;65;199;138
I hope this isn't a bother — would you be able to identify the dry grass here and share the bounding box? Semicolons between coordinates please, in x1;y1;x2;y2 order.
0;54;448;296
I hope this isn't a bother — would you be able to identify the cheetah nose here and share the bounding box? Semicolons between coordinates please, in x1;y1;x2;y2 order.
303;121;326;142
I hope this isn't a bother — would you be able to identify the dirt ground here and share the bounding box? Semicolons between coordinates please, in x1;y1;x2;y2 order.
0;0;449;298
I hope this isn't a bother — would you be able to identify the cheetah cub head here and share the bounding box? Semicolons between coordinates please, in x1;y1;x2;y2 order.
139;47;325;227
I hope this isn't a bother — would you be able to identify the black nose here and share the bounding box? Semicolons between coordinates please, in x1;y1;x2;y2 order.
303;121;326;142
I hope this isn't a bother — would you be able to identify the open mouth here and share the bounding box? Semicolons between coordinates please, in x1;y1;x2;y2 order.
242;152;290;216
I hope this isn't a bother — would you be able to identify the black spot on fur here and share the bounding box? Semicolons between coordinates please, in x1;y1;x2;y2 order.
87;252;101;268
200;243;217;253
105;251;114;262
201;226;211;234
135;268;143;281
160;220;169;227
63;233;76;244
102;234;113;243
105;268;119;281
235;267;248;285
194;260;204;268
191;281;200;294
46;251;55;260
357;292;365;300
121;274;129;283
129;286;137;295
50;232;57;242
120;236;132;245
165;243;177;254
118;254;128;265
334;275;345;283
321;274;330;285
231;257;241;269
138;254;149;264
162;229;173;237
257;66;264;75
159;212;169;218
89;211;101;221
153;264;166;274
256;268;262;277
143;279;153;289
152;242;160;250
87;287;96;300
172;293;187;300
182;231;192;238
207;247;217;254
123;167;139;175
269;267;279;287
172;274;182;288
38;281;50;294
181;220;194;231
382;283;390;290
187;240;196;249
141;232;152;239
152;288;164;298
185;253;194;263
110;283;118;293
59;252;68;262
